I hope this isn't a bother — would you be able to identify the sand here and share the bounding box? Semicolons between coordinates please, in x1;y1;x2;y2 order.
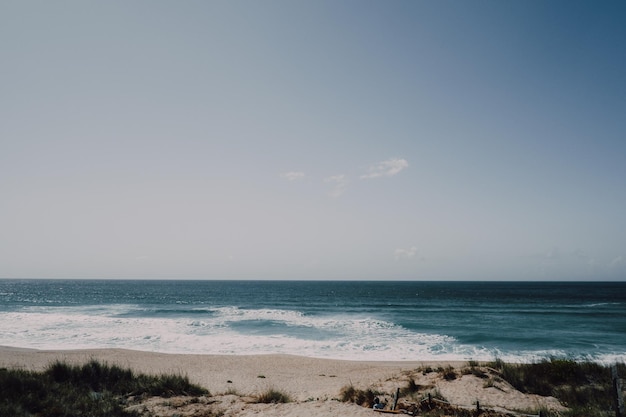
0;346;566;416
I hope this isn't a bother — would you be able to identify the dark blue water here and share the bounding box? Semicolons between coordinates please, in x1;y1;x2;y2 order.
1;280;624;362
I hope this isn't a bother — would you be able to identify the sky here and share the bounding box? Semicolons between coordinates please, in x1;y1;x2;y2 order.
1;1;625;281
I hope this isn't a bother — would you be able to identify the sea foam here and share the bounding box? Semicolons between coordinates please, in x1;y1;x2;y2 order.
2;280;625;363
0;305;477;361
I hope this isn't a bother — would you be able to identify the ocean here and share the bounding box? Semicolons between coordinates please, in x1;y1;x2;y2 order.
1;280;624;363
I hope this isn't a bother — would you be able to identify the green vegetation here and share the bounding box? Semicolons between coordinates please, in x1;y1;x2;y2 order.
256;388;291;403
0;360;208;417
489;358;626;417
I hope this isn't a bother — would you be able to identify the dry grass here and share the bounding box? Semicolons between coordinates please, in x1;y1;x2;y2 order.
339;384;381;407
256;388;291;403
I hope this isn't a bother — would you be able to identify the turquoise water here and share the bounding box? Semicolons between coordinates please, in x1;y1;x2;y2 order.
1;280;624;362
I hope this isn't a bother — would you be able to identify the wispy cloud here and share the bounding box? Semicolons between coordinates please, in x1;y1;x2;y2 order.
280;158;407;198
361;158;409;179
394;246;418;260
324;174;350;198
280;171;306;181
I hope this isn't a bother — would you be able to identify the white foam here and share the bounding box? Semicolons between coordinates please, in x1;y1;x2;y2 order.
2;306;625;363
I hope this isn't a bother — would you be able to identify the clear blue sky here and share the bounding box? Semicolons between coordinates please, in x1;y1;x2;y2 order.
2;1;625;280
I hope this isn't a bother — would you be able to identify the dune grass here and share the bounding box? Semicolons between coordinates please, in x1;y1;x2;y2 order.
339;384;381;407
256;388;291;403
0;360;208;417
489;358;625;417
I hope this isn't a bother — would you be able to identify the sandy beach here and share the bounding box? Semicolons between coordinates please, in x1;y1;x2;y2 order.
0;346;425;401
0;346;566;416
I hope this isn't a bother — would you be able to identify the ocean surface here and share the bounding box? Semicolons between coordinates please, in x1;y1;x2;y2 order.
1;280;625;363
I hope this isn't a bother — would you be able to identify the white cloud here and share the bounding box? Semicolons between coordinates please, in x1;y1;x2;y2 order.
394;246;418;260
324;174;350;197
361;158;409;179
280;171;306;181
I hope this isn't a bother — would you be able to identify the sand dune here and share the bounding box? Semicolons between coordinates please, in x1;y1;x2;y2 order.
0;346;565;416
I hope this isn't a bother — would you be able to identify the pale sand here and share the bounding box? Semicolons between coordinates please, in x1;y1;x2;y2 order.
0;346;565;416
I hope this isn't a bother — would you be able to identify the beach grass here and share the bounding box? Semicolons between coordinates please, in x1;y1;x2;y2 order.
489;358;625;417
2;354;624;417
256;388;292;403
0;359;207;417
339;383;381;407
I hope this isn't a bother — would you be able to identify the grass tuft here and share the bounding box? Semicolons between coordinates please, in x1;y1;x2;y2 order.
256;388;291;403
440;365;457;381
339;384;380;407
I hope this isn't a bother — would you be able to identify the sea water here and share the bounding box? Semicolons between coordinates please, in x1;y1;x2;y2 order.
1;280;624;363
